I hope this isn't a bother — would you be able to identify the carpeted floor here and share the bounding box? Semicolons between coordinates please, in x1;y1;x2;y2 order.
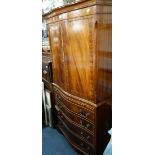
42;126;78;155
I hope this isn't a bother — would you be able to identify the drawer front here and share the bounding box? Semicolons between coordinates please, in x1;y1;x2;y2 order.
55;92;95;122
56;105;94;145
56;99;95;132
57;116;95;155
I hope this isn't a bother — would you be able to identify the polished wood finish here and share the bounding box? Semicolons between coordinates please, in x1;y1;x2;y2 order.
53;84;111;155
44;0;112;154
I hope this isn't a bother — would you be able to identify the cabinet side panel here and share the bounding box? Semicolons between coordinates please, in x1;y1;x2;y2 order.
96;13;112;103
96;102;112;155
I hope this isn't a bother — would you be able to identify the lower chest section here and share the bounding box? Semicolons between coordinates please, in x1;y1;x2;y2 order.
54;84;96;155
53;84;111;155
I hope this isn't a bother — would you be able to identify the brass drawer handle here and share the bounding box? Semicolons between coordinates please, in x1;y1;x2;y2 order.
86;123;90;129
80;131;83;135
80;120;83;126
85;112;90;117
86;136;90;140
79;109;90;118
81;132;90;140
79;109;83;116
80;120;91;129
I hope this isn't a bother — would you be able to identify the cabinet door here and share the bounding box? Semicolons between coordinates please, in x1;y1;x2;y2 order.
49;22;65;89
61;17;96;101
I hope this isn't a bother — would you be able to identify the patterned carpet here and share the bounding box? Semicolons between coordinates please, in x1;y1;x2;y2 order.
42;127;78;155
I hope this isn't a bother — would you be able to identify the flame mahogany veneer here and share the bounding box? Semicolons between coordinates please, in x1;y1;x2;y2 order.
43;0;112;154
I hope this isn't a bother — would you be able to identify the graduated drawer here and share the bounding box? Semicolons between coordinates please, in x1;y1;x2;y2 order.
55;92;95;122
56;100;95;134
57;116;95;155
56;106;95;145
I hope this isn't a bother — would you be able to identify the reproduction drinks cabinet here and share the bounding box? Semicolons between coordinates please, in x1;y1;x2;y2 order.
43;0;112;154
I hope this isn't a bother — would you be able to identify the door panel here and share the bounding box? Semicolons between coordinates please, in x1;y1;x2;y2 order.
61;17;95;101
49;23;65;89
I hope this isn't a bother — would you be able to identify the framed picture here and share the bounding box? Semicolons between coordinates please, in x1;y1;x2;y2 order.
45;89;53;127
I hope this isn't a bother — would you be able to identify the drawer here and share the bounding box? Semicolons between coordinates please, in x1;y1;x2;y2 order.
57;116;94;155
56;106;94;145
56;100;95;133
55;92;95;122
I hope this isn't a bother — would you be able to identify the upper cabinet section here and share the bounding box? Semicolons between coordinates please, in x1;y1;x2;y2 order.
44;0;112;103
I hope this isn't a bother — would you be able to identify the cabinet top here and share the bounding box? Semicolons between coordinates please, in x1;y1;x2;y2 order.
42;0;111;18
